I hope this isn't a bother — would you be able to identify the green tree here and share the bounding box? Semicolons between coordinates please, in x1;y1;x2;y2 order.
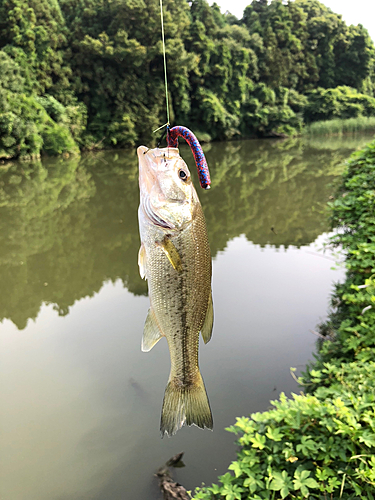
0;0;70;97
0;0;375;157
242;0;374;93
295;0;374;90
60;0;193;147
304;86;375;122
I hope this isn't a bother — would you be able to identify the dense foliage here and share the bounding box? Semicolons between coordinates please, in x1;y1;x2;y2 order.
1;0;375;159
192;140;375;499
304;87;375;123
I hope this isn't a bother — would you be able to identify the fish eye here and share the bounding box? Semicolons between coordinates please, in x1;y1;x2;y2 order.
179;169;188;181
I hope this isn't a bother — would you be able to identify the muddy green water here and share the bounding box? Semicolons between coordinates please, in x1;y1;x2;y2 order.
0;134;373;500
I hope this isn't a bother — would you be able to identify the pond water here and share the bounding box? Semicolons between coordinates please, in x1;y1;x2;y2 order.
0;134;373;500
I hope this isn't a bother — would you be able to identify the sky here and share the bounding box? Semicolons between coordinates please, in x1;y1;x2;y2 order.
212;0;375;41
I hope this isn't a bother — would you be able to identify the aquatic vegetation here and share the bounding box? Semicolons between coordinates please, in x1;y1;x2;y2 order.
304;116;375;137
192;140;375;498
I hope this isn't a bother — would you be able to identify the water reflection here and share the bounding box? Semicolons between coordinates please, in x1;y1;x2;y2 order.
0;134;372;330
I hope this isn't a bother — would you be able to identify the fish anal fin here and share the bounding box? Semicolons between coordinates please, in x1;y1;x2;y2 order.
138;243;147;280
159;236;182;272
142;308;163;352
201;292;213;344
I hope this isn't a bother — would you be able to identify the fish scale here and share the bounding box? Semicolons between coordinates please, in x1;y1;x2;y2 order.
147;207;210;380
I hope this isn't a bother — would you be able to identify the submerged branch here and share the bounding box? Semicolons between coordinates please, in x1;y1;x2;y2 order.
156;452;189;500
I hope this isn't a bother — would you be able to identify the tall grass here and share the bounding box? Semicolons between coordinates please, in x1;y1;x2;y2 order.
304;132;375;151
304;115;375;136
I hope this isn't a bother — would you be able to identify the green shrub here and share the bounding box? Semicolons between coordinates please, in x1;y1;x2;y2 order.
107;113;137;147
64;102;88;144
0;110;42;159
36;95;87;145
0;54;82;158
304;141;375;368
0;92;46;159
41;122;78;155
194;130;212;143
193;372;375;499
192;140;375;500
305;87;375;123
35;96;67;123
240;85;304;138
197;88;240;140
0;91;79;159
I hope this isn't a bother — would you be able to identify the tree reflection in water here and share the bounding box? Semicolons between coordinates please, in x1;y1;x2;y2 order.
0;135;371;329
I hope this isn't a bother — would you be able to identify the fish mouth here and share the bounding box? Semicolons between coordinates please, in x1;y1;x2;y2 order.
137;146;180;194
138;146;178;230
138;146;156;196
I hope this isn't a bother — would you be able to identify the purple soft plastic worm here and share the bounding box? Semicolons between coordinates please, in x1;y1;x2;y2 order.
167;126;211;190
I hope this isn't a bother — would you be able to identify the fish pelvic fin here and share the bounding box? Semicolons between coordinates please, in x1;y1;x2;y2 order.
201;292;213;344
141;308;163;352
160;371;213;437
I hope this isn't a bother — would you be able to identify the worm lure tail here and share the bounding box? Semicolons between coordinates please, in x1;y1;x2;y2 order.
167;126;211;190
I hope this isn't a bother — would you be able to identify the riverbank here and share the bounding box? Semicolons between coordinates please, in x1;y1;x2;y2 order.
193;140;375;499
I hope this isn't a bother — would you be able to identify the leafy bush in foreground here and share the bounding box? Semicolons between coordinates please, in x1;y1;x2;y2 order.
193;366;375;499
192;140;375;499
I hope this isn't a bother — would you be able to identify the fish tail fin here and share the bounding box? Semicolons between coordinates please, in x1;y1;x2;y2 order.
160;371;213;437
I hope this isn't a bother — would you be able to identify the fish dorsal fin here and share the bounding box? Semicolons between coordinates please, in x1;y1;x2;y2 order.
142;308;163;352
159;236;183;272
138;243;147;280
201;292;213;344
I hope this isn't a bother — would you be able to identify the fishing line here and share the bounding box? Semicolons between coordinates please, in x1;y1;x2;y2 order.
159;0;170;127
152;0;211;189
153;122;169;134
157;126;168;148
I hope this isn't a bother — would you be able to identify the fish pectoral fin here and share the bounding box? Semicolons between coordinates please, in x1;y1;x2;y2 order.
142;308;163;352
201;292;214;344
138;243;147;280
159;236;182;272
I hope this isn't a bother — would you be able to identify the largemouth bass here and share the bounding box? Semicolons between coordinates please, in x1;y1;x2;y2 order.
137;146;213;437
